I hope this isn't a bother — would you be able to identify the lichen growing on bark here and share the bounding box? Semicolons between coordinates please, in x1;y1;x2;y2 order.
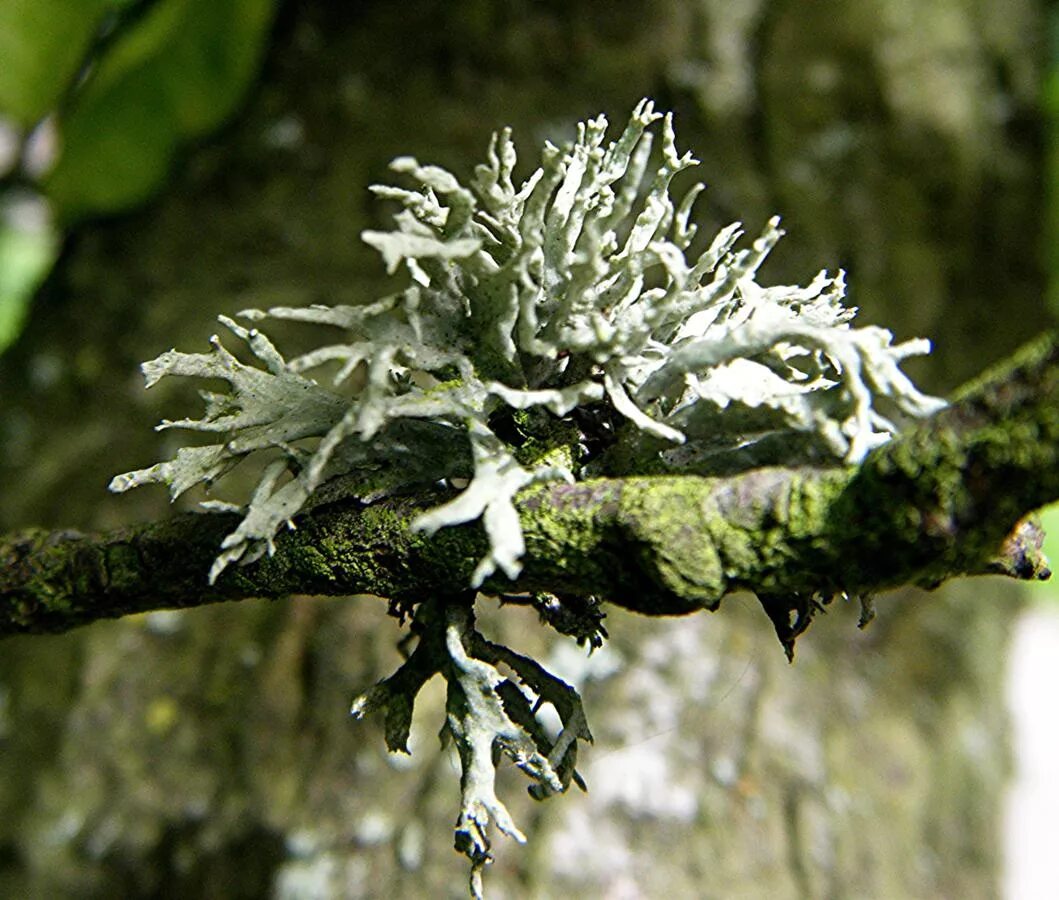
109;99;942;588
105;99;948;897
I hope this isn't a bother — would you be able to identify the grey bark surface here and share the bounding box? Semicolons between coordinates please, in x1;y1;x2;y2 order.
0;1;1046;897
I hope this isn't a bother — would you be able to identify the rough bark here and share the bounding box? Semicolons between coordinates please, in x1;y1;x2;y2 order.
0;2;1046;898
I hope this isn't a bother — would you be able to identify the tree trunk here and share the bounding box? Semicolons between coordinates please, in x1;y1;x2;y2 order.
0;1;1045;896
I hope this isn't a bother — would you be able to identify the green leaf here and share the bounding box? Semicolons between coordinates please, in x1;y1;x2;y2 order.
0;195;59;354
46;0;278;221
0;0;111;127
1033;503;1059;603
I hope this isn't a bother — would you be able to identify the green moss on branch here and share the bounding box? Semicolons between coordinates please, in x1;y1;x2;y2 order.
2;331;1057;638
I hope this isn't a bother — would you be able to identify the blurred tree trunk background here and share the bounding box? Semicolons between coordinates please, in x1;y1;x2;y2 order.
0;1;1047;897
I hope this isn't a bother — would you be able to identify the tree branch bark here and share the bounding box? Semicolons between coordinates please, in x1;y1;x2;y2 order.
2;330;1056;639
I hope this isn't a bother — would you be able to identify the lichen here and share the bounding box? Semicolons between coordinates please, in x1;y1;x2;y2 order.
349;599;591;899
106;99;945;898
110;99;942;588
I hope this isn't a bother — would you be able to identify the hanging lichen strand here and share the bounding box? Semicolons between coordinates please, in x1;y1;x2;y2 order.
110;99;943;588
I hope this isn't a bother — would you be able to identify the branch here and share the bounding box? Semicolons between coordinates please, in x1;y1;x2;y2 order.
3;330;1056;639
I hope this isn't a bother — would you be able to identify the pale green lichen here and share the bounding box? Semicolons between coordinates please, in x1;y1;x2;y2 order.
109;101;944;897
110;99;942;587
349;600;591;898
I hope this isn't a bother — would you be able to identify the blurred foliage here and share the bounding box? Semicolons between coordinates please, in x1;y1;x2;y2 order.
0;194;57;353
0;0;278;355
1035;6;1059;601
1040;505;1059;560
45;0;278;219
0;0;114;127
1047;4;1059;316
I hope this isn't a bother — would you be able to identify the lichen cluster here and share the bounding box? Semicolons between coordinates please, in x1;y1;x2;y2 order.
110;99;942;587
110;100;943;897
